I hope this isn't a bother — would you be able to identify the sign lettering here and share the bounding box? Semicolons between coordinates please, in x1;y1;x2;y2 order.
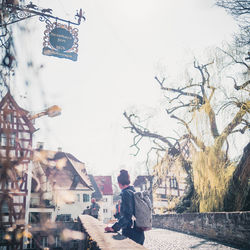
42;23;79;61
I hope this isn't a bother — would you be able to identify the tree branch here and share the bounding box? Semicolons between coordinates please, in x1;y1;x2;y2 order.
130;134;143;156
215;100;250;149
230;123;249;134
235;79;250;91
170;114;206;150
227;76;250;92
166;103;193;114
155;76;204;105
145;144;166;175
218;48;250;70
124;111;174;148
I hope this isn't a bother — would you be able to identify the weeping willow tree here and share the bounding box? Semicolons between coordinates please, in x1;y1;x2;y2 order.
124;46;249;212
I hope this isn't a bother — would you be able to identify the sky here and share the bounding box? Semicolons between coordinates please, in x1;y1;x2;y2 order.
11;0;239;178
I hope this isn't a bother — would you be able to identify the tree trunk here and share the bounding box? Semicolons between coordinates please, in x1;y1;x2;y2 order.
223;142;250;211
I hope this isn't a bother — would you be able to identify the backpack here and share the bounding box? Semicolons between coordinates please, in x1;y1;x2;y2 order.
131;190;153;231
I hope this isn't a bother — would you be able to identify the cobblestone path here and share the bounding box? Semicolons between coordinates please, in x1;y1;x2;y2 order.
144;228;239;250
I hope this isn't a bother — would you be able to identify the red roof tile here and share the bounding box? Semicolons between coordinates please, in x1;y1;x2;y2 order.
94;176;113;195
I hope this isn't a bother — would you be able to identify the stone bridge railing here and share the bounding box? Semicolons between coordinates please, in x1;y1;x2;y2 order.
78;215;146;250
153;211;250;249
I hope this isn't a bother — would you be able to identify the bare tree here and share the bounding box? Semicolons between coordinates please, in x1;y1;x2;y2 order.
124;47;249;212
216;0;250;47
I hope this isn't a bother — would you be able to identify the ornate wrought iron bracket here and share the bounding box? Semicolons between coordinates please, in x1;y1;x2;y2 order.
0;1;86;28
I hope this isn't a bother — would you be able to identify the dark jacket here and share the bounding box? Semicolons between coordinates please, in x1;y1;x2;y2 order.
90;202;100;216
114;202;121;219
112;186;135;232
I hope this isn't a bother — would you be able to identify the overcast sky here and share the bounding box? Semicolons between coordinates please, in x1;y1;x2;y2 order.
12;0;238;178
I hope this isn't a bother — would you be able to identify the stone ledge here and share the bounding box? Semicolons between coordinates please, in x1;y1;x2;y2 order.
153;211;250;249
78;215;146;250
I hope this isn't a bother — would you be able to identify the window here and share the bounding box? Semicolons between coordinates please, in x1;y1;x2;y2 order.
56;214;71;222
41;236;48;247
103;209;108;213
27;238;35;249
83;194;89;202
10;133;16;146
103;197;108;202
0;133;16;147
29;212;39;223
170;177;178;189
29;212;51;223
4;180;10;190
5;113;12;123
0;133;7;146
1;201;9;214
55;236;61;247
77;194;80;202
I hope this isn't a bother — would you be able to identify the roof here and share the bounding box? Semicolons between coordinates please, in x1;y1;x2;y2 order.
0;91;36;133
94;176;113;195
33;150;93;191
88;175;103;201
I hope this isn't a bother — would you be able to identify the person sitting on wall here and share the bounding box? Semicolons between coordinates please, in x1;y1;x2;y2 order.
104;170;145;245
90;198;100;219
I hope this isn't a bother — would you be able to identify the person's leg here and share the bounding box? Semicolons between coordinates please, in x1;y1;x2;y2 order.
132;228;145;245
122;228;131;238
122;228;145;245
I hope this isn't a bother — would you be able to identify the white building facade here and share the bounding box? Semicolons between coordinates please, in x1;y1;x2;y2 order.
94;176;114;223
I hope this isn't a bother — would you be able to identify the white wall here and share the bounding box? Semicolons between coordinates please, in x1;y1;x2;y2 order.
100;195;113;223
54;189;93;220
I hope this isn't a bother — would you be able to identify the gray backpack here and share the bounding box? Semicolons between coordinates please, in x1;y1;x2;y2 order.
132;190;152;231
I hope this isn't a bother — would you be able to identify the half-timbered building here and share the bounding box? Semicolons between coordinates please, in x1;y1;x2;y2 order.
152;139;195;213
0;91;36;249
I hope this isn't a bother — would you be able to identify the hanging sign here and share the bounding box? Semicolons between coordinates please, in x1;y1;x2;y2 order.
42;22;79;61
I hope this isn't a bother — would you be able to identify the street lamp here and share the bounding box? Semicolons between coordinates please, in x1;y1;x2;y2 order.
29;105;61;120
24;105;61;231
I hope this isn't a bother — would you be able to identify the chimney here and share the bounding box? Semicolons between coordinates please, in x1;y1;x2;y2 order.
57;147;62;152
37;142;44;150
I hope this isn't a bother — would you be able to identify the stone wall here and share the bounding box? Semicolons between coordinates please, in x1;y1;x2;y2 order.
78;215;146;249
153;212;250;249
